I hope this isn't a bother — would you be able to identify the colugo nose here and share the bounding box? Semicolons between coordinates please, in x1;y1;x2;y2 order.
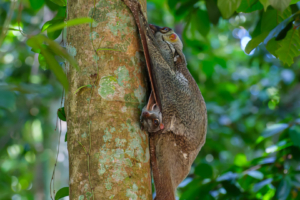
142;111;150;117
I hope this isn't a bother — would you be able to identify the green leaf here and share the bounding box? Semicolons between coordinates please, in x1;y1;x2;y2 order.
234;154;247;167
47;28;63;40
290;0;300;4
50;0;66;7
175;0;198;21
289;126;300;148
27;36;69;91
41;17;65;32
247;171;264;180
46;18;93;33
217;0;242;19
74;84;92;94
42;37;78;70
236;0;264;13
57;107;66;121
266;38;279;56
38;53;47;70
205;0;221;25
201;60;215;77
56;6;67;18
0;84;49;94
245;32;269;54
0;90;16;111
194;163;213;179
55;187;69;200
261;9;278;32
276;28;300;66
269;0;292;12
222;181;242;196
265;139;293;154
259;0;270;11
264;11;294;45
0;27;20;32
262;123;289;138
42;17;65;40
275;20;293;40
276;177;291;200
29;0;45;10
195;9;210;37
65;132;67;142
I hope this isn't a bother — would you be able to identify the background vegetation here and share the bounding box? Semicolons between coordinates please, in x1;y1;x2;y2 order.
1;0;300;199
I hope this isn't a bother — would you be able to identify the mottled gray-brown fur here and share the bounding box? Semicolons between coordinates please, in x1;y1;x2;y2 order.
122;0;207;199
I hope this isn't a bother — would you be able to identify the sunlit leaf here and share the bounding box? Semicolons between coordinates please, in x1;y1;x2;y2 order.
46;18;93;33
269;0;292;12
265;139;293;154
29;0;44;10
247;171;264;180
276;28;300;66
261;123;289;138
50;0;66;7
57;107;66;121
259;0;270;11
217;0;242;19
0;27;20;32
217;172;238;182
55;187;69;200
234;154;247;167
41;17;65;32
290;0;300;4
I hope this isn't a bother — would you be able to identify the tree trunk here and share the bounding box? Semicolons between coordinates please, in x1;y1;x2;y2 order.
65;0;152;199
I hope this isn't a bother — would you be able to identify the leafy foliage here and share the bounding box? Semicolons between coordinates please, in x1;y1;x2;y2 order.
148;0;300;199
55;186;69;200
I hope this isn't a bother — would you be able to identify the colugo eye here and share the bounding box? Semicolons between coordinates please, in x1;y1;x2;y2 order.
161;27;170;33
153;119;159;126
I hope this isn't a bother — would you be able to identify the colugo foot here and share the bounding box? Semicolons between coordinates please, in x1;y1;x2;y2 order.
140;91;164;132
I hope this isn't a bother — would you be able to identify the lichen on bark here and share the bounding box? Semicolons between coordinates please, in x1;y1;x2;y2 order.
65;0;151;199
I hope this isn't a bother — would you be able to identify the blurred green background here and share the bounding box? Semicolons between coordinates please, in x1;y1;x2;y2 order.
1;0;300;199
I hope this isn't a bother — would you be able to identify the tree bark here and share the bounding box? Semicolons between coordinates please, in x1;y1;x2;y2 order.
65;0;151;199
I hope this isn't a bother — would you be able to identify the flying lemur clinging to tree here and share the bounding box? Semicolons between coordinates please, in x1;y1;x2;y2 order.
122;0;207;199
